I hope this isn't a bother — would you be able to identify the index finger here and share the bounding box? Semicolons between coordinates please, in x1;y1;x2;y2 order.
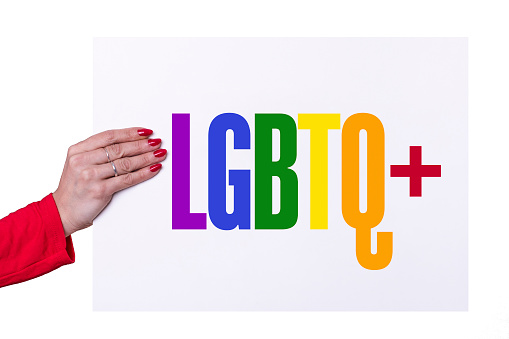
70;127;153;154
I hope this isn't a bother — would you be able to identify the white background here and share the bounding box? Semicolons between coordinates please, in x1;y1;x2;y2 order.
0;0;506;337
93;38;467;311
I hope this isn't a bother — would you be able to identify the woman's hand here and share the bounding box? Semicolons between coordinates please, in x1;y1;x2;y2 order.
53;127;167;237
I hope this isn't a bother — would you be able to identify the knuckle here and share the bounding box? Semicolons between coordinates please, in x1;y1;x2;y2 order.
68;154;83;169
129;128;140;139
79;167;96;181
107;143;123;158
122;173;135;186
135;139;146;151
144;152;153;164
91;183;107;198
103;130;117;144
120;129;133;142
67;145;78;157
118;158;133;172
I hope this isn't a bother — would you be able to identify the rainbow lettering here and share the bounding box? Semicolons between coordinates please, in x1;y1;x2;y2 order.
171;112;393;270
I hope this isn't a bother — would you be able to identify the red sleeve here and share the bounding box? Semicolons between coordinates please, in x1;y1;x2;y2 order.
0;193;75;288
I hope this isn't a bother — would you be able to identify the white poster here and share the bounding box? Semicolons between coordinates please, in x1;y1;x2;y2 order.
93;38;467;311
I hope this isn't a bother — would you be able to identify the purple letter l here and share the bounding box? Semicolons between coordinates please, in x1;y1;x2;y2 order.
172;113;207;229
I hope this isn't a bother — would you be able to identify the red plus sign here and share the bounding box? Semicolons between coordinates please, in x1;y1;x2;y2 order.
390;146;441;197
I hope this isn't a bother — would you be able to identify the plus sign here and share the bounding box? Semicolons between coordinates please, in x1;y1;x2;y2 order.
390;146;441;197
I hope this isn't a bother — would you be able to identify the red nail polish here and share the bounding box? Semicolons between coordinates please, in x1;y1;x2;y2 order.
148;138;161;146
138;128;153;136
150;164;162;172
154;149;167;158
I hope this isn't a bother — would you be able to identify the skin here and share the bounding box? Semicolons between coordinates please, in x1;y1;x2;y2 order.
52;127;166;237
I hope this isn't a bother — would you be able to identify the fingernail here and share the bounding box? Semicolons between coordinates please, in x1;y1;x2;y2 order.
138;128;153;136
150;164;162;172
148;138;161;146
153;149;167;158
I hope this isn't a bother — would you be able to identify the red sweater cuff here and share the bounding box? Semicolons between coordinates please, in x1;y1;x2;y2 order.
0;193;75;288
41;193;75;264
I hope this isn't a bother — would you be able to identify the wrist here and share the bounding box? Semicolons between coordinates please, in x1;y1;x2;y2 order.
52;189;75;237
